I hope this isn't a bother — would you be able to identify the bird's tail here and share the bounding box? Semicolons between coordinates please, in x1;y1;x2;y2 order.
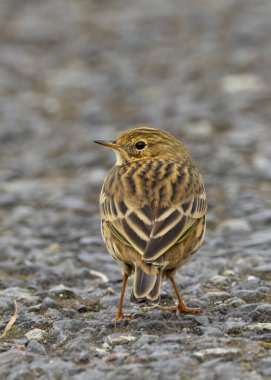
131;264;162;303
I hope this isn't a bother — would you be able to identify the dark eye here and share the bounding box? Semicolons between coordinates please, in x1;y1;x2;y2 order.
135;141;146;150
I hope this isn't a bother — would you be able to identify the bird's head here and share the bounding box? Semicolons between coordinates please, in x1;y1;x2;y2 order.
94;125;187;165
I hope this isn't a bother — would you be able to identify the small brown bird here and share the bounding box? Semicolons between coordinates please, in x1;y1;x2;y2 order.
94;126;207;321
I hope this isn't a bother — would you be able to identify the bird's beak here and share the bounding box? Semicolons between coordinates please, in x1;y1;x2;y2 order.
93;140;120;149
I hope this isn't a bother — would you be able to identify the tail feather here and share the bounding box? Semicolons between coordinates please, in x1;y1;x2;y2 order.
147;271;162;301
132;264;162;302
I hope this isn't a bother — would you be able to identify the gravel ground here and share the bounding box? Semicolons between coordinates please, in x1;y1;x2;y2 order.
0;0;271;379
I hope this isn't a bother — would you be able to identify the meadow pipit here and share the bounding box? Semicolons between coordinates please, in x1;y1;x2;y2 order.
94;126;207;320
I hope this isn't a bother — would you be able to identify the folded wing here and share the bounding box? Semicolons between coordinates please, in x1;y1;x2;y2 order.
101;162;207;262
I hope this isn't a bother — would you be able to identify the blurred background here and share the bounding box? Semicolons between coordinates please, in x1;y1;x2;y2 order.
1;0;271;277
1;0;271;226
0;0;271;377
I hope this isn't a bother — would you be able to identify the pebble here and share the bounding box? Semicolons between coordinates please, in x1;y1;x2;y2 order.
221;73;265;93
192;347;241;361
25;328;45;341
256;358;271;377
245;323;271;333
223;321;246;334
107;333;137;345
200;292;231;304
0;288;36;302
253;263;271;280
0;297;14;314
250;304;271;322
208;275;231;288
230;289;264;302
26;340;46;355
216;218;251;234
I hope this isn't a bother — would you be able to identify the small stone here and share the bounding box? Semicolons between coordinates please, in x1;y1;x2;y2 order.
253;263;271;280
200;291;231;304
221;73;265;93
222;270;237;278
186;120;214;139
25;328;45;341
45;308;61;320
223;321;246;334
118;318;130;327
193;347;240;361
77;305;88;313
249;209;271;224
250;304;271;322
214;297;246;312
26;340;46;354
60;308;78;318
253;155;271;180
232;277;261;291
107;333;137;345
242;231;271;248
245;323;271;333
87;167;108;186
7;366;34;380
42;297;59;309
79;236;102;246
99;295;120;309
132;334;157;349
257;358;271;377
208;275;231;288
0;287;35;302
231;289;264;302
47;242;60;253
159;334;184;344
8;206;34;223
0;297;14;314
216;218;251;234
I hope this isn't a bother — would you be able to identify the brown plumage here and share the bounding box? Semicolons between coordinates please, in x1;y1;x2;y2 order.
94;126;207;320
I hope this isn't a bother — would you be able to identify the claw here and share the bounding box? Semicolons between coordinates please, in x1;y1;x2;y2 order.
160;305;202;315
115;313;133;321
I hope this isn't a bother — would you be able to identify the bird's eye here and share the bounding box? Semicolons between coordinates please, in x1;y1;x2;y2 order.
135;141;146;150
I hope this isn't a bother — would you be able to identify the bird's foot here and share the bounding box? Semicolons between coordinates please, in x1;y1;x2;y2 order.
114;312;133;323
160;304;202;315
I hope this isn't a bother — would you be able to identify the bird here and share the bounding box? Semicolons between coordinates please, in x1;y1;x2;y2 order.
94;126;207;321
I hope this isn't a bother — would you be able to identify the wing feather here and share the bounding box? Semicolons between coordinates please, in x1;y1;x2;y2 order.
101;161;207;261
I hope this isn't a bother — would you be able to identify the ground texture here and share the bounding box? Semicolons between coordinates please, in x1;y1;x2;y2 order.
0;0;271;379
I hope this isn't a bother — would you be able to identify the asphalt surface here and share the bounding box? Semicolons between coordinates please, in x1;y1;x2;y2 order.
0;0;271;379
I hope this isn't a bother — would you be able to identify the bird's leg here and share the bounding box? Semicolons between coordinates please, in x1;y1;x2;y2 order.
115;272;133;321
160;275;201;314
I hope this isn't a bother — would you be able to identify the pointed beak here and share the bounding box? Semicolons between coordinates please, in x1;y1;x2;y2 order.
93;139;119;149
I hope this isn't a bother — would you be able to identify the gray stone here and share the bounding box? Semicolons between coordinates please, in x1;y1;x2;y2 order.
245;323;271;333
26;340;46;355
0;297;14;314
25;328;45;341
216;218;251;234
223;321;246;335
208;275;231;288
7;365;34;380
42;297;59;309
230;289;264;302
253;263;271;280
257;358;271;377
250;304;271;322
192;347;241;361
0;288;37;302
200;292;231;304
